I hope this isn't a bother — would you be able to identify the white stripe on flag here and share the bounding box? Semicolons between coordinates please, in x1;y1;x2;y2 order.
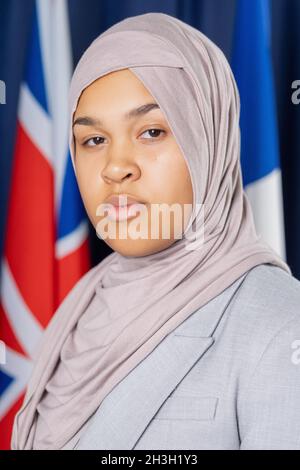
1;258;43;361
245;168;286;260
37;0;73;214
18;82;52;165
55;220;89;259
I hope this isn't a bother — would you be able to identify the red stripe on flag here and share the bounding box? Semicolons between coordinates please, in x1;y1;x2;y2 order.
4;122;56;329
56;238;90;306
0;392;25;450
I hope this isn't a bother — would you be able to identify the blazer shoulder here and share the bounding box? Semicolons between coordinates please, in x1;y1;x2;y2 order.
221;263;300;379
234;265;300;449
233;263;300;330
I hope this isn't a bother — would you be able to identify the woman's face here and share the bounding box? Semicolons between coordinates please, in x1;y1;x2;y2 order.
72;68;193;257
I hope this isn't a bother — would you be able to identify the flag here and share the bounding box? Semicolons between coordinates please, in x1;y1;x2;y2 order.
0;0;90;449
231;0;286;258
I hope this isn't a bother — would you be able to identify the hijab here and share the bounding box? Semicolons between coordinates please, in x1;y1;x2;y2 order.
11;12;291;450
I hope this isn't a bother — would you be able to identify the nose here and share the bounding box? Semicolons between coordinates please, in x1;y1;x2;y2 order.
101;153;141;185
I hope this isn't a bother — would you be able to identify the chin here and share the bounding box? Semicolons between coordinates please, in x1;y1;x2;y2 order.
106;238;174;258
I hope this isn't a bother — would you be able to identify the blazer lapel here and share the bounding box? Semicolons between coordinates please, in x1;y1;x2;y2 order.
76;272;248;450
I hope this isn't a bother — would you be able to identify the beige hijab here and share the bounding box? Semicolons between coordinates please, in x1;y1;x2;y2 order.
11;12;291;450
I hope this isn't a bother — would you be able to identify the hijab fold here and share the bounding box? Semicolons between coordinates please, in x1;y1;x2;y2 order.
11;12;291;450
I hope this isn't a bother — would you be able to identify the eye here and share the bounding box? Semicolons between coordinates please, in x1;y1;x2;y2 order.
140;128;166;140
81;128;166;148
82;136;105;147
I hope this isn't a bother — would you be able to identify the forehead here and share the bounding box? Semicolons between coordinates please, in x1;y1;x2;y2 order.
77;69;154;107
73;69;166;125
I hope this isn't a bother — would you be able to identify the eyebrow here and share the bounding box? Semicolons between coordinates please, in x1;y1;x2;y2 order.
72;102;160;128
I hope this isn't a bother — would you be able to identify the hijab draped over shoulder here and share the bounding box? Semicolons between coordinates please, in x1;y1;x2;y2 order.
11;12;291;450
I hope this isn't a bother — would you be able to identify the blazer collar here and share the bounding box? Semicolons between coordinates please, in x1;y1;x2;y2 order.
75;272;247;450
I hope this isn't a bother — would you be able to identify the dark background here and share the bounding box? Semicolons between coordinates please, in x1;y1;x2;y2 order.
1;0;299;277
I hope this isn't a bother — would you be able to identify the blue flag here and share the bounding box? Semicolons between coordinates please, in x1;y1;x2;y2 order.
231;0;286;258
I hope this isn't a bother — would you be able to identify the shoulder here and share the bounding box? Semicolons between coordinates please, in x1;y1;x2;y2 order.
231;264;300;449
218;263;300;392
229;263;300;342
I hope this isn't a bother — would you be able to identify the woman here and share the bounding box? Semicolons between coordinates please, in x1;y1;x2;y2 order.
11;12;300;450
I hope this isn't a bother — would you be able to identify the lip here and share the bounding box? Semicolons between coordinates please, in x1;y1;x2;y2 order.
103;193;147;222
104;193;146;207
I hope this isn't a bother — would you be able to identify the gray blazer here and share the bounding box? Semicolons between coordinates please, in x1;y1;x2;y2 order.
69;264;300;450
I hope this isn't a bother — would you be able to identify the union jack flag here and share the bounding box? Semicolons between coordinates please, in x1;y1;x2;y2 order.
0;0;90;449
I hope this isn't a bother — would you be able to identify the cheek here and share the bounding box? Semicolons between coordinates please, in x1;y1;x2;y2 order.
75;159;104;213
149;146;193;204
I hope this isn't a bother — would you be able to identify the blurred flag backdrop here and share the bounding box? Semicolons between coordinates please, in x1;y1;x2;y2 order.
232;0;286;259
0;0;90;449
0;0;299;450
